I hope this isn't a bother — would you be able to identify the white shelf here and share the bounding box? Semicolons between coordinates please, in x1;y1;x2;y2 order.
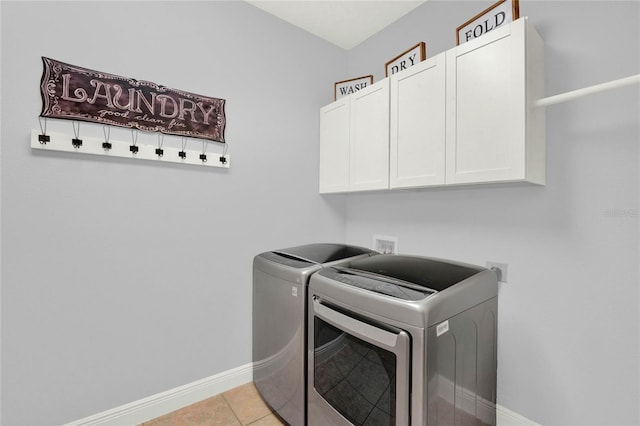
30;129;230;169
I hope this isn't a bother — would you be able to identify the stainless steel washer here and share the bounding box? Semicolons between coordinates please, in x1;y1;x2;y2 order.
253;243;377;425
307;254;499;425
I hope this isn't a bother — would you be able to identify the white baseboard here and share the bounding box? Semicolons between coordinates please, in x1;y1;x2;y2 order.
63;363;538;426
64;363;253;426
434;374;538;426
497;404;541;426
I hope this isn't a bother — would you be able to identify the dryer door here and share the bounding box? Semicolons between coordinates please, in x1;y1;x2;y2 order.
308;297;411;425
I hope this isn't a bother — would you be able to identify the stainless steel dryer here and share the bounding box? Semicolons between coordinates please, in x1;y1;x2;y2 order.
307;254;499;426
253;243;377;426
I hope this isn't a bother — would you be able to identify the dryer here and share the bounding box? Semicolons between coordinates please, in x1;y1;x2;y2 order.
307;254;499;425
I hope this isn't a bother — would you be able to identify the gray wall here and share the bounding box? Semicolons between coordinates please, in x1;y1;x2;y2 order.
0;2;347;425
344;1;639;425
2;1;639;426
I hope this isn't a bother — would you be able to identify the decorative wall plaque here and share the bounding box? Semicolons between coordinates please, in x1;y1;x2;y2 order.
334;75;374;100
456;0;520;45
40;57;226;143
385;42;426;77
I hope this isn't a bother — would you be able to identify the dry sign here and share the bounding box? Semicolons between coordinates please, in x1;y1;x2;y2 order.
39;57;226;142
456;0;520;45
385;42;426;77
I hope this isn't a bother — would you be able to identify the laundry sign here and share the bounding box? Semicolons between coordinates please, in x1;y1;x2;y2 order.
39;57;226;143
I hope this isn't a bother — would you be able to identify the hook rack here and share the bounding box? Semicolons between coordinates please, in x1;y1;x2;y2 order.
30;129;230;169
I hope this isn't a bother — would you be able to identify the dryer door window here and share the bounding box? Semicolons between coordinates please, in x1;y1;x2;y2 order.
311;299;410;425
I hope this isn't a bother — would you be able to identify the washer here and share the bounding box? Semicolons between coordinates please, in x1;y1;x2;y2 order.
307;254;499;425
253;243;377;425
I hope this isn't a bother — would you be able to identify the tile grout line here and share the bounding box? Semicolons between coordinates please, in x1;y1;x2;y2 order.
221;391;275;426
220;392;243;425
245;412;279;426
222;383;283;426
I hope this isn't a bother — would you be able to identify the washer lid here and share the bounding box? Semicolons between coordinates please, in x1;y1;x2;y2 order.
347;254;484;292
274;243;375;264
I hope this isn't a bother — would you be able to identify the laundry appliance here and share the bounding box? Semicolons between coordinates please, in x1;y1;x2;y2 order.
307;254;499;425
253;243;377;425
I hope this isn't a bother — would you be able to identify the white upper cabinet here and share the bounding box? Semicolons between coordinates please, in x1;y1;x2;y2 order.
319;18;545;193
390;52;447;188
319;97;350;193
349;79;390;192
319;79;390;193
446;17;545;185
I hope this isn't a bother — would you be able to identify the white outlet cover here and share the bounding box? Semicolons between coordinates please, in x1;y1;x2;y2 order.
486;261;508;283
373;235;398;254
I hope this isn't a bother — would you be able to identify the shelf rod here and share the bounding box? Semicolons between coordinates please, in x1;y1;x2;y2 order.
535;74;640;108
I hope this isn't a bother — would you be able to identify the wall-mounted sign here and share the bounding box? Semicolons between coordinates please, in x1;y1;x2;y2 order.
334;75;374;100
385;42;426;77
39;57;226;143
456;0;520;45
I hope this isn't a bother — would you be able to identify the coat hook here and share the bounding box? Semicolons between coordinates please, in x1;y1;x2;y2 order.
219;142;228;164
71;121;82;148
38;117;50;144
102;126;112;150
178;137;187;159
155;134;164;157
199;140;207;162
130;129;139;154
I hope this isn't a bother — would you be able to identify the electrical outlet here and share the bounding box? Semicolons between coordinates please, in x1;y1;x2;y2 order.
373;235;398;254
486;261;508;283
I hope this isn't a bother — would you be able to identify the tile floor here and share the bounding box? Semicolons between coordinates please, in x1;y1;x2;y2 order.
140;382;286;426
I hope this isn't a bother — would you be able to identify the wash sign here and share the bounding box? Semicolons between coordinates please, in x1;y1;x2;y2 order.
334;75;374;100
39;57;226;142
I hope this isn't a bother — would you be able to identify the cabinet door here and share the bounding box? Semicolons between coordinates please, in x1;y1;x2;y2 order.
446;19;526;184
319;98;350;193
350;79;390;191
390;53;446;189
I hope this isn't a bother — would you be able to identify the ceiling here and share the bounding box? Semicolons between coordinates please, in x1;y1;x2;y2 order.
245;0;427;50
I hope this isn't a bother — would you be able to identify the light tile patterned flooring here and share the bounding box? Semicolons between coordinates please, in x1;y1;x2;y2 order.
140;382;286;426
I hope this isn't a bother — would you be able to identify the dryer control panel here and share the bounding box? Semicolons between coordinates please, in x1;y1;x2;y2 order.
318;267;435;301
